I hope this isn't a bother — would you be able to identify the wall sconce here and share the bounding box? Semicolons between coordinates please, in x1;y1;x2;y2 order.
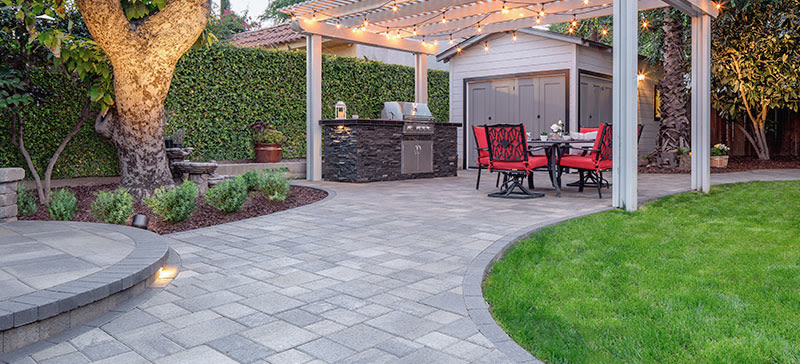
637;73;646;82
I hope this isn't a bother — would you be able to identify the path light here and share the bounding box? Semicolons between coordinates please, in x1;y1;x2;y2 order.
132;214;149;229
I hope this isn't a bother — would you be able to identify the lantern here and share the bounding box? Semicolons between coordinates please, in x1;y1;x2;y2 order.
335;101;347;119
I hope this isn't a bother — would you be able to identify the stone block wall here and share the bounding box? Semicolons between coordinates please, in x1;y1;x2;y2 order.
0;168;25;222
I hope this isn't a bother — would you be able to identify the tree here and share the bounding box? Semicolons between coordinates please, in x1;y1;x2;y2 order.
259;0;302;24
1;1;113;203
76;0;211;198
711;0;800;160
207;8;259;39
220;0;230;16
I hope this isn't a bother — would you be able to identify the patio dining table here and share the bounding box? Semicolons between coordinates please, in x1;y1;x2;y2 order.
528;138;595;197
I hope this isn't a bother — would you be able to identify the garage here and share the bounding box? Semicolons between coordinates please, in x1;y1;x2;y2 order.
437;28;660;168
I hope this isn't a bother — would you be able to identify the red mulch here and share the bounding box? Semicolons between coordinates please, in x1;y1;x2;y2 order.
639;156;800;174
20;184;328;234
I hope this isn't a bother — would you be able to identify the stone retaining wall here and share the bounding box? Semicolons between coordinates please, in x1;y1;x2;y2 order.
0;168;24;223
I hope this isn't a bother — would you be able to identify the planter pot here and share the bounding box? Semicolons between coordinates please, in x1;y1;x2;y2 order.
539;135;548;141
255;143;282;163
710;155;729;168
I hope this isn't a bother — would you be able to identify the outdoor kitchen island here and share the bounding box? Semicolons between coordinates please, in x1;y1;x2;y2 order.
320;119;460;182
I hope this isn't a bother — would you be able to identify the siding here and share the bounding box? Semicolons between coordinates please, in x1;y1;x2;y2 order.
448;32;578;164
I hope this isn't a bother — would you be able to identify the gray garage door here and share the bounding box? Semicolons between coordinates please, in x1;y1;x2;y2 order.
466;75;566;166
579;73;612;129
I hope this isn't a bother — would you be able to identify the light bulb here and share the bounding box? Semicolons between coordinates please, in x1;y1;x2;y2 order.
392;2;398;11
336;20;341;29
477;23;482;33
539;5;545;17
311;11;317;22
641;20;648;28
449;34;454;44
442;12;447;23
536;15;541;24
363;18;369;27
502;2;509;14
413;26;417;35
457;46;462;53
483;41;489;52
511;31;517;41
601;28;608;36
584;0;589;4
290;13;296;21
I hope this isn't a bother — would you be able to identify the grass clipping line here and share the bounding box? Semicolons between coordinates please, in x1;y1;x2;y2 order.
483;181;800;364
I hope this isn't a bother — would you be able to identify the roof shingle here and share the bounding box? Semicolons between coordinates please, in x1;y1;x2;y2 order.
230;23;305;48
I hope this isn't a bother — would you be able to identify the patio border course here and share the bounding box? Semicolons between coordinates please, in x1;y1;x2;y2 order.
0;222;171;354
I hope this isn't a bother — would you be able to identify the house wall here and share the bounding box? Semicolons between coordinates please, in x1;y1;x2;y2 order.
447;32;579;165
357;45;448;71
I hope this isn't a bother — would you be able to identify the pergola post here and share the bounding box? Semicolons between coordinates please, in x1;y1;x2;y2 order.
611;0;639;211
414;53;428;103
306;34;323;181
691;14;711;192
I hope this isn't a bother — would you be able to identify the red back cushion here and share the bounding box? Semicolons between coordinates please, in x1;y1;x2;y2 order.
473;126;489;158
580;127;599;133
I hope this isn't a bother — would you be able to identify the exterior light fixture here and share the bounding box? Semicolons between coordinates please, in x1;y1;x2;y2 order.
483;41;489;52
132;214;149;229
511;30;517;41
502;1;509;14
637;73;646;81
336;101;347;119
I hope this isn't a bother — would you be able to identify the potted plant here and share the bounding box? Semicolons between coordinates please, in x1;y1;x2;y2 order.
549;120;564;138
540;132;548;141
711;143;729;168
250;122;286;163
676;147;691;171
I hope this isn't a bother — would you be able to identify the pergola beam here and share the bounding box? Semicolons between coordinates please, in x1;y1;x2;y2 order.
291;20;440;54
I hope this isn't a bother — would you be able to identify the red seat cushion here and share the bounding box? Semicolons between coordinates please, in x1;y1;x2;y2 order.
559;156;612;171
477;156;490;167
491;156;548;171
580;127;599;133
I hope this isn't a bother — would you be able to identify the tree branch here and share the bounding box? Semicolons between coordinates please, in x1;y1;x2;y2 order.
10;113;46;202
43;98;94;198
76;0;136;58
138;0;210;60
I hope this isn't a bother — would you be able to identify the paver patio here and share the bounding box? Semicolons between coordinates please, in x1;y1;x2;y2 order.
1;169;798;364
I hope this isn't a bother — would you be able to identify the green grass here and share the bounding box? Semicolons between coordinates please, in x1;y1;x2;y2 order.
483;181;800;364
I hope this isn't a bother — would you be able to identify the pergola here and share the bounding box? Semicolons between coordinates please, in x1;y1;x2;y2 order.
281;0;718;211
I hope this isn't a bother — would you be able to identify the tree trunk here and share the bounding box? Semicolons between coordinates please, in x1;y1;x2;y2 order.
652;8;691;166
77;0;210;200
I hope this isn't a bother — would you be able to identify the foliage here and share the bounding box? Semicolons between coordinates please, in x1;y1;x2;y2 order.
260;168;290;202
241;169;266;191
2;46;449;177
145;180;198;222
206;9;258;39
259;0;301;23
484;181;800;364
711;143;729;156
676;146;690;155
120;0;166;20
47;188;76;220
711;0;800;160
16;185;37;216
204;176;248;213
90;187;134;224
250;121;286;145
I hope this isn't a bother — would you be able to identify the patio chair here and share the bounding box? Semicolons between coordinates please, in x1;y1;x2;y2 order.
564;124;643;189
485;124;548;199
558;123;613;198
472;125;501;190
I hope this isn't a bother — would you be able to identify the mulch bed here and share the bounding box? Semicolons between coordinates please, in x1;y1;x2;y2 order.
20;184;328;234
639;156;800;174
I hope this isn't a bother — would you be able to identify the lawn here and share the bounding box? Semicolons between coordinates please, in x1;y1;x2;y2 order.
483;181;800;364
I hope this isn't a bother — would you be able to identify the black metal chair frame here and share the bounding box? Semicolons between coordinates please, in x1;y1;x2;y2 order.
485;124;545;199
472;126;502;190
565;124;642;189
558;123;614;198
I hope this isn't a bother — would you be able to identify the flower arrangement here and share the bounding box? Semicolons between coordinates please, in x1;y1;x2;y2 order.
550;120;564;135
711;143;729;156
250;122;286;145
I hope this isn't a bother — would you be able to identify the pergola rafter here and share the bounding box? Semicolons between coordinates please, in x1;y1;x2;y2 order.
283;0;718;211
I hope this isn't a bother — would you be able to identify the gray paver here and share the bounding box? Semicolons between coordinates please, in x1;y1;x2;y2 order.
2;170;797;364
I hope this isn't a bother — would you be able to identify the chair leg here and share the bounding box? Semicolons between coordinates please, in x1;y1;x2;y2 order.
476;166;482;190
578;170;585;192
496;172;501;187
528;171;534;189
597;171;603;198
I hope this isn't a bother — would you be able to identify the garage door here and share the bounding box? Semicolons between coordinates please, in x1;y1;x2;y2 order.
466;75;566;166
579;74;612;129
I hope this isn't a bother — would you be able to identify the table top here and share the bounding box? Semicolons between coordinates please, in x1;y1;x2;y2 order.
528;138;595;144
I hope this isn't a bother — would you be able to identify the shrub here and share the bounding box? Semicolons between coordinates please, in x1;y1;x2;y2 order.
91;187;134;224
145;180;198;222
48;188;77;221
260;168;290;202
205;176;248;213
242;169;266;191
16;185;37;216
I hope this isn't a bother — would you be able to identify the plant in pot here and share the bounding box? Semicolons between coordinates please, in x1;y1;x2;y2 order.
711;143;729;168
250;122;286;163
540;132;548;141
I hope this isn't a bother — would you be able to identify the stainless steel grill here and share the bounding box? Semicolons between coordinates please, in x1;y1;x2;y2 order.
381;102;435;122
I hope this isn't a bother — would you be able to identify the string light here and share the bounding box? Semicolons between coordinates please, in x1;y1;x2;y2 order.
311;11;317;22
483;41;489;52
536;15;541;24
511;30;517;41
396;29;401;37
363;17;369;27
449;34;454;44
477;23;482;33
571;14;578;27
637;73;646;81
421;36;427;46
641;16;648;28
441;11;447;23
290;12;296;21
413;25;417;35
568;27;575;33
583;0;589;4
539;4;545;17
392;1;398;11
456;46;463;53
336;19;341;29
601;28;608;36
501;1;509;14
433;40;438;45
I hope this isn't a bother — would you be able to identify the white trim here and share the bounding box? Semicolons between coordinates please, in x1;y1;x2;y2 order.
291;20;440;54
691;14;711;192
415;54;428;103
611;0;638;211
306;35;323;181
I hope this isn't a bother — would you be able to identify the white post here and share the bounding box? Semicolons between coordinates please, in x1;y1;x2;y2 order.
611;0;639;211
306;35;323;181
691;15;711;193
414;53;428;103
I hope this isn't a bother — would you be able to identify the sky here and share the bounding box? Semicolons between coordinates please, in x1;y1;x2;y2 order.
218;0;271;23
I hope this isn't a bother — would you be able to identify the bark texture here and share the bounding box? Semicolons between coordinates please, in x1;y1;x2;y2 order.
652;8;691;166
77;0;210;199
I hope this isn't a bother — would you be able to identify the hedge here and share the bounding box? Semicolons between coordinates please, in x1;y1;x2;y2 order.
1;45;449;179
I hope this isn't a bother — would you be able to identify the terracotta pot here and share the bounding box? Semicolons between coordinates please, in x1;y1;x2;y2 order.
711;155;729;168
254;144;282;163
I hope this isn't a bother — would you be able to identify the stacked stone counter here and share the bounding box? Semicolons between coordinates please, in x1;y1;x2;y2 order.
0;168;24;223
321;119;460;182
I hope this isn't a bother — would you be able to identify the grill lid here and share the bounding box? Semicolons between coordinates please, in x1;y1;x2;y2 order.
381;102;434;122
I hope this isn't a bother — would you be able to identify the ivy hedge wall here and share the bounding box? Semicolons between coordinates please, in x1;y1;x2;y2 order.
1;44;449;179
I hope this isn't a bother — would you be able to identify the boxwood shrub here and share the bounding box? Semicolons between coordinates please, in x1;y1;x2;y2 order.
91;187;134;224
48;188;77;221
205;176;248;213
145;180;199;222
